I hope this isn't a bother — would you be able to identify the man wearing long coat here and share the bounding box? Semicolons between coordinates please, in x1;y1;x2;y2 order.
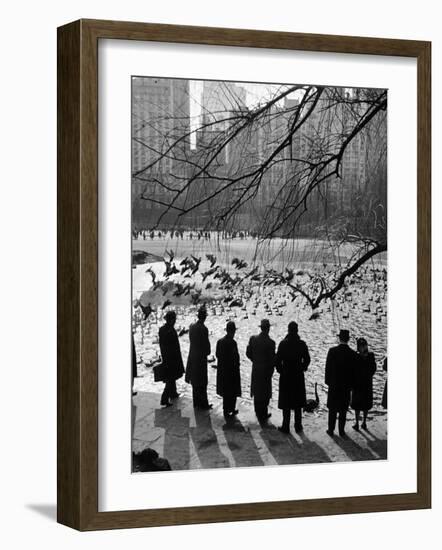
276;321;311;433
381;357;387;409
325;329;357;437
216;321;241;420
158;310;184;407
132;333;137;395
246;319;276;422
185;306;212;409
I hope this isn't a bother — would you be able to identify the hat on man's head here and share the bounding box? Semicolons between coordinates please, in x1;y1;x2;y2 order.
226;320;236;333
197;305;207;318
338;329;350;342
164;309;176;322
260;319;271;329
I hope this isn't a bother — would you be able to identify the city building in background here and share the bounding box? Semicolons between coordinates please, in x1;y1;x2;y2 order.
130;76;388;473
131;78;386;242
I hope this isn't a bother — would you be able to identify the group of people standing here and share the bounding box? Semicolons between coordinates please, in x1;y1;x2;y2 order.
325;329;377;435
152;305;380;438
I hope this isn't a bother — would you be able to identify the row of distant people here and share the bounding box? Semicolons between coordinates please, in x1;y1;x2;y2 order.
132;228;259;240
144;306;387;437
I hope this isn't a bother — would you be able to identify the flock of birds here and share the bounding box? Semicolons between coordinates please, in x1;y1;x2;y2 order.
132;250;387;414
133;249;387;325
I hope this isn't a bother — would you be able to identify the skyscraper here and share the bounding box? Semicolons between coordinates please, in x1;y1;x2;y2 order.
201;81;247;130
131;77;191;222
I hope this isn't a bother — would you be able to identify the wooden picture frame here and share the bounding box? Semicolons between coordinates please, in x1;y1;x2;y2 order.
57;18;431;531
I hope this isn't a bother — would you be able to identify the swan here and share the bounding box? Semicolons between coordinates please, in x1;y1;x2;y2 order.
304;383;319;412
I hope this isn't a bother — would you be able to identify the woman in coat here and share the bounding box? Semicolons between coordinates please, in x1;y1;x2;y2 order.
216;321;241;420
351;337;376;431
275;321;311;433
158;310;184;407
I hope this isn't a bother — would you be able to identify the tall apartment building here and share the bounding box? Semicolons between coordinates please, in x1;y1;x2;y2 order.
193;93;303;231
298;87;386;218
201;81;247;130
131;79;386;235
131;77;190;223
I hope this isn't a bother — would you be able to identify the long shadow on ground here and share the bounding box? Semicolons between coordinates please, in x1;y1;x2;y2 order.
331;433;378;461
190;409;230;469
259;424;332;465
222;419;265;468
358;427;388;459
154;405;191;470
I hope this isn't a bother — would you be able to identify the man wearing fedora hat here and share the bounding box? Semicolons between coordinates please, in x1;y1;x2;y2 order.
275;321;311;434
325;329;357;437
158;310;185;406
216;321;242;421
246;319;276;423
185;305;212;410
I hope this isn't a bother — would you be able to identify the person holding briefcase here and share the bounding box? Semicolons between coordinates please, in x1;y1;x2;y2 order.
158;310;184;407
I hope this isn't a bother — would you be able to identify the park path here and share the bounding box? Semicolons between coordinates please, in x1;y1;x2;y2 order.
132;376;387;471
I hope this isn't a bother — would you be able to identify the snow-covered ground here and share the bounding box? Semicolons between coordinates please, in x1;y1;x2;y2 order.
132;234;388;470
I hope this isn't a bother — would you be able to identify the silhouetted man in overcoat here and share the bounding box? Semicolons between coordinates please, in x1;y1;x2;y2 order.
185;306;212;409
216;321;241;420
132;333;138;396
246;319;276;423
158;310;184;407
325;329;357;437
276;321;311;433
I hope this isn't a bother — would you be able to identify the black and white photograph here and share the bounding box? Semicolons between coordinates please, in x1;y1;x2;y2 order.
130;76;388;473
2;0;437;543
